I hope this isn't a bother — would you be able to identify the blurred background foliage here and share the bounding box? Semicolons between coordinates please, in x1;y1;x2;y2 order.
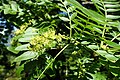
0;0;120;80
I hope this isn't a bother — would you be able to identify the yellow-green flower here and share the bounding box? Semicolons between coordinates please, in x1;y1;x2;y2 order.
14;29;22;35
14;23;28;35
29;29;67;52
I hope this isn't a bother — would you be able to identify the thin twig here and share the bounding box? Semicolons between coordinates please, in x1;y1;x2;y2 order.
37;44;69;80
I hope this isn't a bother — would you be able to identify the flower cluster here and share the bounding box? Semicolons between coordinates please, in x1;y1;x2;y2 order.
14;23;28;35
28;29;67;52
14;19;33;35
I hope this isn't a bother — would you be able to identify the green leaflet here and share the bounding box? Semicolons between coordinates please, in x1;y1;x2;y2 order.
15;44;30;51
18;37;32;42
18;27;38;42
96;50;118;63
70;12;77;20
88;72;107;80
16;64;24;76
105;4;120;8
59;17;70;21
106;15;120;19
3;4;11;14
106;40;120;49
10;1;18;12
13;51;38;62
87;45;99;50
67;0;106;24
7;46;19;54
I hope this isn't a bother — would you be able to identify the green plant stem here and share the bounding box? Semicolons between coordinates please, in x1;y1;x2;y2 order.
100;24;107;47
60;1;72;78
92;0;104;15
100;0;107;48
60;0;72;38
37;44;69;80
69;16;72;38
106;33;120;47
111;33;120;42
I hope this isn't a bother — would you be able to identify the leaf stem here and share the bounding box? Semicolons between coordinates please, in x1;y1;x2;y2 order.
111;33;120;42
106;33;120;47
37;44;69;80
60;0;72;38
100;0;107;48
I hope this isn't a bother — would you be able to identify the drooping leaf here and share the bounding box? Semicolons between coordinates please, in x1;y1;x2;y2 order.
105;4;120;8
23;33;38;37
15;44;30;51
10;1;18;12
59;17;70;21
13;51;38;62
106;9;120;12
104;1;119;4
106;41;120;49
88;72;107;80
16;64;24;76
59;7;67;12
106;15;120;19
87;45;99;49
96;50;108;57
68;6;76;12
96;50;118;62
3;4;11;14
67;0;106;24
81;41;90;45
25;27;38;34
18;37;31;42
105;54;118;62
21;27;38;37
70;12;77;20
7;46;19;54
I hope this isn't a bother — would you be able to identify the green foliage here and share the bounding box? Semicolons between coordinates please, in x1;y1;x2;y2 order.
1;0;120;80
